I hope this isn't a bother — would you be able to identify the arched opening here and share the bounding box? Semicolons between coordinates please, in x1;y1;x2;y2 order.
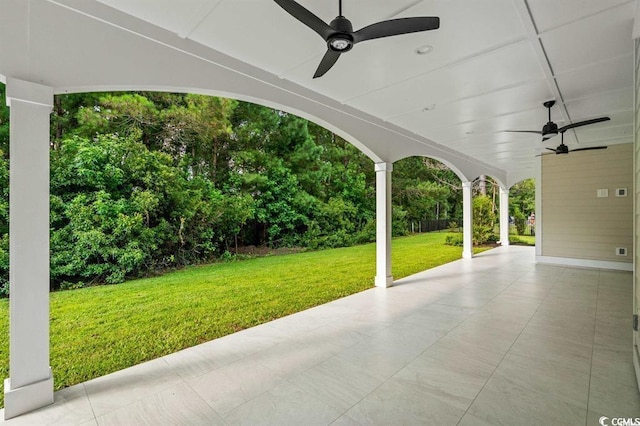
1;86;389;406
469;174;504;247
392;156;465;236
508;178;536;246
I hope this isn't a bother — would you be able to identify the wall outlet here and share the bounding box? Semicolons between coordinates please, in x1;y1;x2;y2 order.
616;247;628;256
616;188;628;197
597;189;609;198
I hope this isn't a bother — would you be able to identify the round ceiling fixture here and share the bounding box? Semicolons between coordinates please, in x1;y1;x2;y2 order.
329;35;353;52
423;104;436;111
416;44;433;55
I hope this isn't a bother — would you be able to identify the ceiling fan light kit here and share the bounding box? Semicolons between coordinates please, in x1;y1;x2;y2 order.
273;0;440;78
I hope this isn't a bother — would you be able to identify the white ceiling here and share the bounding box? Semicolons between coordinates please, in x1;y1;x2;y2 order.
1;0;636;185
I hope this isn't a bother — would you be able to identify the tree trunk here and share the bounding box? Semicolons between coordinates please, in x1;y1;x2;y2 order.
479;175;487;196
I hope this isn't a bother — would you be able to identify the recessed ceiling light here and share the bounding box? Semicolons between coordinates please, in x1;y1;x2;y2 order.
422;104;436;111
416;44;433;55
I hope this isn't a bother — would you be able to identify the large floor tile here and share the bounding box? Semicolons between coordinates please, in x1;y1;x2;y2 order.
334;328;440;377
95;383;225;425
223;382;341;426
288;356;387;412
250;338;341;380
345;377;465;426
329;415;364;426
467;375;586;426
436;293;494;309
84;358;183;418
394;350;495;410
588;374;640;418
439;319;521;356
590;344;636;388
395;307;468;332
457;412;499;426
527;310;596;337
162;337;246;380
492;356;590;408
188;356;285;415
508;331;593;374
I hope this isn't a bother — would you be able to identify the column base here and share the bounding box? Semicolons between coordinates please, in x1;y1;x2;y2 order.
500;241;510;247
375;275;394;288
4;368;54;420
462;250;473;259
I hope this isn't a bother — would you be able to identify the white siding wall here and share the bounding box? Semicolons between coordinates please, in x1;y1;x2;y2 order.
542;143;633;265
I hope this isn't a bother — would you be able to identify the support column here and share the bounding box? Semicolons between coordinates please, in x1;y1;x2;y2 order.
375;162;393;288
535;154;542;257
4;78;54;420
499;187;510;247
462;181;473;259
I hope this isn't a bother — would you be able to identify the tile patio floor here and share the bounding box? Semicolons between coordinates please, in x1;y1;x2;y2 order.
1;246;639;425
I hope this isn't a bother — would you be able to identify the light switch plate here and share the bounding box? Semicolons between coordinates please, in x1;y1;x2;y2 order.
597;189;608;198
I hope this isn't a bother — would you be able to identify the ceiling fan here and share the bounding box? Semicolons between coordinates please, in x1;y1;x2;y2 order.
505;100;610;141
540;131;607;156
273;0;440;78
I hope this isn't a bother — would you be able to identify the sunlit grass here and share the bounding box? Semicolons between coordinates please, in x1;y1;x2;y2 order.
510;234;536;246
0;232;491;407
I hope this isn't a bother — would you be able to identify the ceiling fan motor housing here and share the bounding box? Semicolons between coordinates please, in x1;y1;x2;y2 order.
328;16;354;52
542;121;558;137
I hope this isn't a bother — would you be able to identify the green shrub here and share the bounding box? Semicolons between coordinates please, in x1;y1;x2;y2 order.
444;234;463;246
48;134;254;289
392;206;409;237
473;195;496;245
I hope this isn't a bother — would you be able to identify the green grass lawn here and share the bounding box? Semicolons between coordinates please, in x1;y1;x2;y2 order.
0;232;491;407
510;234;536;246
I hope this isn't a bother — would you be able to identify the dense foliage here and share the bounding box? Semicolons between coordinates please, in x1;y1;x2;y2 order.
509;178;535;234
0;84;513;294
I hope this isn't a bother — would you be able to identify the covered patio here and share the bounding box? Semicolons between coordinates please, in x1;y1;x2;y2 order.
1;0;639;422
0;246;636;424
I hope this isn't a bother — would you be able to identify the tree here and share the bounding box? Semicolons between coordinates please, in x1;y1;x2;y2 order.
509;178;535;234
159;94;237;185
393;157;457;229
473;195;496;245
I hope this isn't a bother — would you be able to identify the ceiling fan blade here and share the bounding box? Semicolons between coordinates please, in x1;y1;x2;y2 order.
557;117;610;133
569;146;608;152
313;49;341;78
352;17;440;43
545;148;557;152
503;130;543;134
273;0;334;40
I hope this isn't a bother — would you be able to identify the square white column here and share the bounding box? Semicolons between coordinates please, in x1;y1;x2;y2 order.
499;187;510;246
462;181;473;259
375;162;393;288
4;78;54;420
